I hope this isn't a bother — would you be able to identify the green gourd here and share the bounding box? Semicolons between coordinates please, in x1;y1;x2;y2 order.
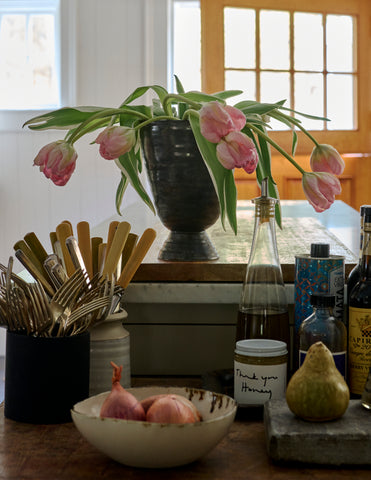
286;341;350;421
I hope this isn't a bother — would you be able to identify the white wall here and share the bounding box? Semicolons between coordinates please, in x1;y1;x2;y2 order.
0;0;168;352
0;0;168;272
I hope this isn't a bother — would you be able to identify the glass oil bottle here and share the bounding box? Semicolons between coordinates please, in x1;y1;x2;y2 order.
236;178;290;353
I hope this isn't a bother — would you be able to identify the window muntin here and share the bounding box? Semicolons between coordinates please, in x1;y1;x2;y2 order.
223;7;356;132
172;0;364;150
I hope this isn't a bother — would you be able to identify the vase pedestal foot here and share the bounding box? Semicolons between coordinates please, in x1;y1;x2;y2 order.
159;231;219;261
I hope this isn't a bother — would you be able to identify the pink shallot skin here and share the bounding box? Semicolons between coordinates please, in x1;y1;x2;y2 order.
100;362;146;421
143;394;202;424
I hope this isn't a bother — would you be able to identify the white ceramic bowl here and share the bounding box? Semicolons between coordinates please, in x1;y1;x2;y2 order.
71;386;237;468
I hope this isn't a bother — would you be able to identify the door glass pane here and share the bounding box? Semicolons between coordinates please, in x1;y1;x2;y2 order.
327;15;354;73
225;70;256;104
261;72;290;130
327;74;355;129
260;10;289;70
224;8;255;69
294;13;323;71
294;73;324;129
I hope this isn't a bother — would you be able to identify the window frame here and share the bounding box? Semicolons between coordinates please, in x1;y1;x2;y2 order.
200;0;371;155
0;0;76;132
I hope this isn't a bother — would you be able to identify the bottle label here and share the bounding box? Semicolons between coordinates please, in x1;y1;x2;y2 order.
299;350;346;377
330;266;345;321
348;306;371;394
294;256;345;333
234;360;286;406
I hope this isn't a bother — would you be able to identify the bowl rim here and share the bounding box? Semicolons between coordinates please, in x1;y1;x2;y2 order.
71;386;237;427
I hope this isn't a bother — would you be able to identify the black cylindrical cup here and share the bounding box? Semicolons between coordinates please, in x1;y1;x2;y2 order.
5;331;90;424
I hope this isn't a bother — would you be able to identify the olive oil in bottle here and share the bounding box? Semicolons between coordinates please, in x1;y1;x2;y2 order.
236;178;290;351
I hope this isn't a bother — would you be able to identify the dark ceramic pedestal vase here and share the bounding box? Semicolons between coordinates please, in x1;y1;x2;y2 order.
141;120;220;261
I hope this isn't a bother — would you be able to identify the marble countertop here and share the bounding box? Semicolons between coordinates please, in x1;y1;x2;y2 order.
96;200;358;284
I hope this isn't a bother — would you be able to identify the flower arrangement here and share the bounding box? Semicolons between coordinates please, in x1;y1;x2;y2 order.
24;77;344;234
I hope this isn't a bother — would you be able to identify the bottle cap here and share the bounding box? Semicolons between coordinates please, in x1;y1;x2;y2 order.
360;205;371;217
235;339;287;357
364;211;371;224
310;293;335;308
310;243;330;258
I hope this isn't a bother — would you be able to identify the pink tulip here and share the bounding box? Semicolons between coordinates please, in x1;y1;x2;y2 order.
216;131;259;174
95;126;136;160
33;140;77;186
199;101;246;143
302;171;342;213
310;144;345;175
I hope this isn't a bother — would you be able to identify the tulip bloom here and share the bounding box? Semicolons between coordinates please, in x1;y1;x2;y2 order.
310;144;345;175
216;131;259;174
199;101;246;143
33;140;77;186
302;171;342;213
95;126;136;160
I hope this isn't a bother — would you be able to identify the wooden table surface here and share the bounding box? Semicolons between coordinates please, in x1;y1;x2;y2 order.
0;404;369;480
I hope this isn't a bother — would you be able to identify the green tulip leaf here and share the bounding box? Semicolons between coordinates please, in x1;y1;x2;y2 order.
224;170;238;232
212;90;243;100
174;75;185;94
188;114;238;234
235;100;287;115
115;173;129;215
280;106;329;122
121;85;169;107
114;150;155;214
23;106;108;130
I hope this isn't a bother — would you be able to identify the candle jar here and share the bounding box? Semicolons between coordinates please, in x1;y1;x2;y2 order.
234;339;287;407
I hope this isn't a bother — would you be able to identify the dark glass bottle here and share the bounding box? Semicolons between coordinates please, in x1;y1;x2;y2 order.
347;205;371;310
236;178;290;352
298;293;347;377
348;211;371;396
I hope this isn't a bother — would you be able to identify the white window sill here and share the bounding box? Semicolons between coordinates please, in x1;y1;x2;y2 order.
0;110;55;133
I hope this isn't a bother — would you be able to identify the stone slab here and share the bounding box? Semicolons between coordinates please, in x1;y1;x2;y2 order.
264;399;371;466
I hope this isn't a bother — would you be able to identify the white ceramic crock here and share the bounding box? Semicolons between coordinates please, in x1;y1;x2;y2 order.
89;309;131;396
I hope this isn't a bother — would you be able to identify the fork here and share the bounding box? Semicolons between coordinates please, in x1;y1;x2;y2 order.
48;268;89;326
63;296;113;335
26;282;53;335
7;287;33;334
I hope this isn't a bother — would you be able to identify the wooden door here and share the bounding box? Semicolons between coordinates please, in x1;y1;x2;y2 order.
234;154;371;212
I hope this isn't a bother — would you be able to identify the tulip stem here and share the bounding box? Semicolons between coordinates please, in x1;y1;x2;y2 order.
162;94;202;116
273;111;320;147
247;123;306;174
67;108;149;144
133;115;182;131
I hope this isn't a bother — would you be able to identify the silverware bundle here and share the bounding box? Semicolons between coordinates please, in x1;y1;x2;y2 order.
0;220;156;337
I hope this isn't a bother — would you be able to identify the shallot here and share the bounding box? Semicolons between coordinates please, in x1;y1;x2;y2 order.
100;362;202;424
144;394;201;424
100;362;146;421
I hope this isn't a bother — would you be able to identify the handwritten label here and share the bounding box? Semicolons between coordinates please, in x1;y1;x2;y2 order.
234;360;287;406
